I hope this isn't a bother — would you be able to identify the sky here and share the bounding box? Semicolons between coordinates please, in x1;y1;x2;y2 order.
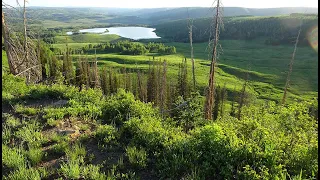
3;0;318;8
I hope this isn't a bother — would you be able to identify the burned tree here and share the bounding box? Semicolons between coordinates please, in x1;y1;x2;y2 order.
2;2;42;82
281;23;302;104
204;0;222;120
187;8;196;90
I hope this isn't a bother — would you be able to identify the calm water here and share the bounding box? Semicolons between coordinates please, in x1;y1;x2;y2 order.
66;27;161;40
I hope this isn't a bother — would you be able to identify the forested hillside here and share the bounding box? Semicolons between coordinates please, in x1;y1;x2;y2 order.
3;7;318;28
155;14;318;44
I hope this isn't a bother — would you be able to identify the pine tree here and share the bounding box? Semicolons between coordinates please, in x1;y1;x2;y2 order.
220;83;227;118
213;85;220;120
155;59;162;106
137;70;145;102
160;60;167;115
177;58;189;98
92;49;100;88
113;69;118;93
230;86;236;117
84;56;90;90
126;68;132;92
75;55;83;89
50;55;60;82
109;67;114;93
237;77;249;120
147;60;156;103
100;66;109;95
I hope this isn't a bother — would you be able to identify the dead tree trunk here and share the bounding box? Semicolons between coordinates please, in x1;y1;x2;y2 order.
23;0;30;82
281;24;302;104
160;60;167;115
2;12;18;75
204;0;221;120
187;9;196;90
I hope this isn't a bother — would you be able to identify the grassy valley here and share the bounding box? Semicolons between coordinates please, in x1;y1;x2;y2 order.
2;3;318;180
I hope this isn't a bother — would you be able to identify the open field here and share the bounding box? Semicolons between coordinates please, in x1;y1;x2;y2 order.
50;38;317;102
54;34;122;44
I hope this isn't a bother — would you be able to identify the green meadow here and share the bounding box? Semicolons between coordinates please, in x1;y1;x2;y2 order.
51;36;317;102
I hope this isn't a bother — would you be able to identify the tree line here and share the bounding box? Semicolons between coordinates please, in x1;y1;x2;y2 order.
81;41;176;55
154;14;317;45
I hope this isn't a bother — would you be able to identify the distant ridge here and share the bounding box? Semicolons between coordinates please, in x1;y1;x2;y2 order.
125;7;318;24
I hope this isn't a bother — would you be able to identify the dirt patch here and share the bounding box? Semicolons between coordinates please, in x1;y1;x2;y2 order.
24;99;68;108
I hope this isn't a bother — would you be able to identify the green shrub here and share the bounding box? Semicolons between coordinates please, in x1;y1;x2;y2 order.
26;146;44;166
15;120;46;147
2;145;26;169
46;118;59;127
4;115;21;128
2;125;11;145
94;124;118;148
60;158;106;180
3;167;47;180
52;141;69;155
102;89;156;125
126;146;147;168
2;74;28;102
82;164;107;180
123;116;186;154
65;143;86;162
60;158;82;179
15;105;38;116
171;92;204;132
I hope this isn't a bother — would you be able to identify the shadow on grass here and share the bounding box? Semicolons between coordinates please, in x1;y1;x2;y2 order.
97;57;151;66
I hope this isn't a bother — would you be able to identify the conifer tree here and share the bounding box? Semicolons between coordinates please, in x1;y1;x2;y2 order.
177;58;189;98
237;73;249;120
49;55;60;82
63;39;75;85
147;60;156;103
126;68;132;92
75;55;83;89
230;86;236;117
100;66;109;95
213;85;220;120
92;49;100;88
113;69;119;93
84;56;90;90
155;59;162;106
220;83;227;118
137;70;145;102
160;60;167;115
109;67;114;93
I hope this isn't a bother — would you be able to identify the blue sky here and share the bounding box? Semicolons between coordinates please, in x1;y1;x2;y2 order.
3;0;318;8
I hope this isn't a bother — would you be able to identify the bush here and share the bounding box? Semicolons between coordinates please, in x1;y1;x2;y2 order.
65;143;86;162
171;92;204;132
3;167;47;180
126;146;147;168
15;120;46;147
60;158;82;179
93;124;118;148
26;146;44;166
82;164;106;180
102;89;156;125
60;157;106;180
2;145;26;170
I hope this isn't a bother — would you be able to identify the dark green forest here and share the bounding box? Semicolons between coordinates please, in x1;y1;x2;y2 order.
154;14;318;44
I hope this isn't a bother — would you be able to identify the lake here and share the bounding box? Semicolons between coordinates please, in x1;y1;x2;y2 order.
66;27;161;40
